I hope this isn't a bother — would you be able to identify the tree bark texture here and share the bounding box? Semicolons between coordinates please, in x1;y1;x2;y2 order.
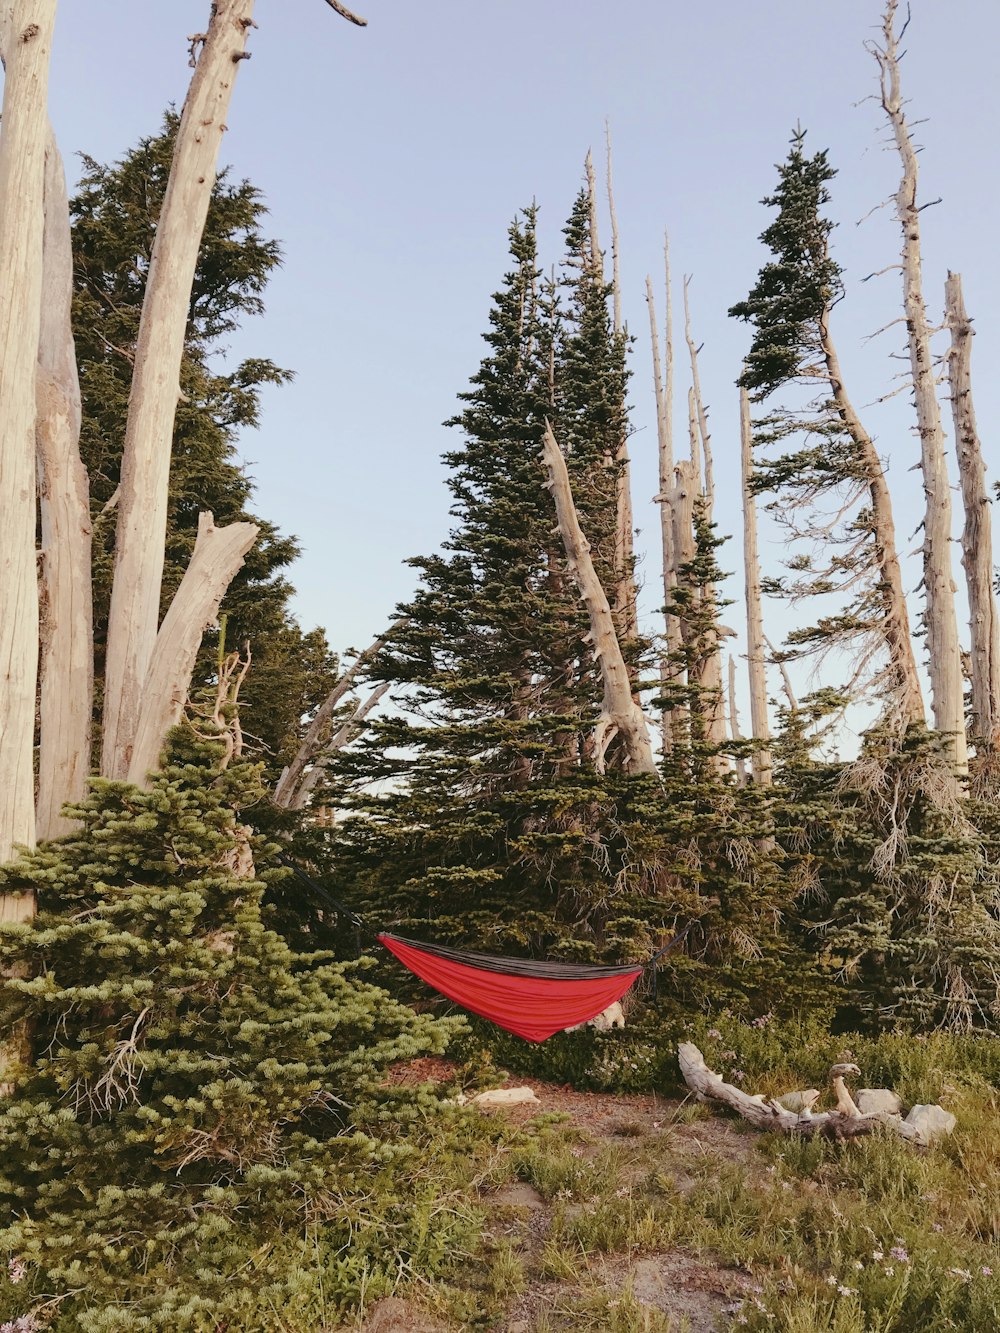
740;388;772;785
0;0;57;866
102;0;257;780
35;133;93;841
126;513;258;786
873;1;966;772
541;423;657;777
945;272;1000;751
272;628;398;810
819;312;924;729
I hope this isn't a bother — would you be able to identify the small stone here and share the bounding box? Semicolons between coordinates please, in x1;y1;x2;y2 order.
857;1088;903;1116
472;1086;540;1108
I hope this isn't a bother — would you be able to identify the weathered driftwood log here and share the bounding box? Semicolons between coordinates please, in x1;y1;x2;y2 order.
677;1043;953;1145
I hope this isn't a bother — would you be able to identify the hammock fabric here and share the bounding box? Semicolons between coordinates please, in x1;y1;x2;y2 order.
378;932;643;1043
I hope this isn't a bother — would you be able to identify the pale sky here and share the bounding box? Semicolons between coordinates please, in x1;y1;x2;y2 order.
41;1;1000;744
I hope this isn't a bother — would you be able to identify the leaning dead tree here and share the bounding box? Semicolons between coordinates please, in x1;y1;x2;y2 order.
740;388;772;785
871;1;966;772
272;627;400;810
541;422;657;777
945;272;1000;754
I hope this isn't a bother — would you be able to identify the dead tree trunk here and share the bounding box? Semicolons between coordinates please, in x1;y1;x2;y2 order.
541;422;657;777
597;137;638;649
871;1;966;773
0;0;56;868
291;681;391;810
102;0;258;780
126;513;258;786
945;272;1000;752
819;312;924;729
647;245;683;751
683;278;714;512
740;388;773;785
35;134;93;841
728;655;747;785
272;626;399;809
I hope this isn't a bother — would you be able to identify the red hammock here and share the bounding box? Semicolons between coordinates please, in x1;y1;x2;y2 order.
378;932;643;1043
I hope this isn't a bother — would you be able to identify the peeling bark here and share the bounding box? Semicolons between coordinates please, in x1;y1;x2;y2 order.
946;272;1000;751
126;513;258;786
35;134;93;841
0;0;55;866
871;1;966;772
740;388;772;785
103;0;257;780
541;423;657;777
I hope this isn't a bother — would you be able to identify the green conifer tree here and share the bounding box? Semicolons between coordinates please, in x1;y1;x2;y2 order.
0;733;467;1328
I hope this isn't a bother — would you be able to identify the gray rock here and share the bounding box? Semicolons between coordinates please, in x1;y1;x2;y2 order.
857;1088;903;1116
904;1103;957;1143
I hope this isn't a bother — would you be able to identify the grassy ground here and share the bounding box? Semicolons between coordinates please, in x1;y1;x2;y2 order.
370;1018;1000;1332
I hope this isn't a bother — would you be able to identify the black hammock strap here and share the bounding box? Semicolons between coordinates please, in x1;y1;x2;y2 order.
277;855;694;976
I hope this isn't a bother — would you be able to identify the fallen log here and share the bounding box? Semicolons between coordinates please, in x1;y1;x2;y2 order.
677;1043;953;1145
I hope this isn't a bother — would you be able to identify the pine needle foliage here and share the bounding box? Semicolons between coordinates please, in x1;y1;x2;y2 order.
0;734;470;1330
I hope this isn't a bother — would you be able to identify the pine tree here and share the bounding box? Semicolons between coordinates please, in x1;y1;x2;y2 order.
0;731;467;1328
729;131;923;724
71;114;335;778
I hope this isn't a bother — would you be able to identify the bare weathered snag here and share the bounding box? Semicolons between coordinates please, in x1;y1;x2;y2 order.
728;655;747;785
126;513;258;786
740;388;772;785
291;681;391;810
946;272;1000;752
871;0;966;772
819;312;923;729
273;627;400;809
103;0;258;780
0;0;57;867
541;423;657;777
36;134;93;841
647;239;684;752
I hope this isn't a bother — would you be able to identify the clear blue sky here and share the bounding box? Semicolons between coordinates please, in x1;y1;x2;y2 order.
43;1;1000;740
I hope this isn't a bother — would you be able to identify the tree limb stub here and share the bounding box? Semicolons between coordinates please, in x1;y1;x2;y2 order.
678;1043;944;1145
540;422;657;777
323;0;368;27
126;513;258;787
